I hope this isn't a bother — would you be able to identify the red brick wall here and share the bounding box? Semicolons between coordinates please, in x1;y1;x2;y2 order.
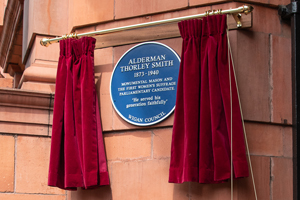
0;0;293;200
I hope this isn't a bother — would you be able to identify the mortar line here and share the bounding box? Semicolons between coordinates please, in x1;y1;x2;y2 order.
151;130;154;159
13;135;17;193
270;157;273;200
48;93;53;136
114;0;116;20
112;47;115;130
269;33;274;122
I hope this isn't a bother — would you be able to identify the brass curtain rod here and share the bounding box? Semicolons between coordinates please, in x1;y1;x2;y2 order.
40;5;253;47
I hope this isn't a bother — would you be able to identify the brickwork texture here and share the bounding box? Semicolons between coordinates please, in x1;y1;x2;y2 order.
0;0;292;200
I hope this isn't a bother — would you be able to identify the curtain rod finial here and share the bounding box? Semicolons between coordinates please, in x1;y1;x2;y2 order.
243;5;254;14
40;37;60;47
40;38;50;47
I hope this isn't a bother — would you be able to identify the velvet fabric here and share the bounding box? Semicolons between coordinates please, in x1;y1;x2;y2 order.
169;15;249;184
48;37;109;190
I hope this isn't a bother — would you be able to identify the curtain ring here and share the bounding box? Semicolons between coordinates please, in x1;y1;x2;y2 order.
205;10;211;16
69;33;78;39
217;9;222;15
62;33;78;40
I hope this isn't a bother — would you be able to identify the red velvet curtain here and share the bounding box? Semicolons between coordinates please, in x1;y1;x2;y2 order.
169;15;249;184
48;37;109;190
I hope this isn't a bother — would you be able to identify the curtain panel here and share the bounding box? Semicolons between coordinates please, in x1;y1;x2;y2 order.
169;15;249;184
48;37;109;190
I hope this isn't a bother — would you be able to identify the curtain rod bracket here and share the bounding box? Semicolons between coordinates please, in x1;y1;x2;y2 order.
232;13;242;28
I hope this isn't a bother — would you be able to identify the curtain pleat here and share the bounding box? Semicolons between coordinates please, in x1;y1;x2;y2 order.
169;15;249;184
48;37;109;190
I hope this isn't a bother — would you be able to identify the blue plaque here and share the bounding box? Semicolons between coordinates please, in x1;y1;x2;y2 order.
110;42;180;126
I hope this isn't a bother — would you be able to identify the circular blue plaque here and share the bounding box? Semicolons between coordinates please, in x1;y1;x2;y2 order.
110;42;180;126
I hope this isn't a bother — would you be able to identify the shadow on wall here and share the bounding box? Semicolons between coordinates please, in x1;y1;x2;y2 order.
68;186;112;200
171;178;259;200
